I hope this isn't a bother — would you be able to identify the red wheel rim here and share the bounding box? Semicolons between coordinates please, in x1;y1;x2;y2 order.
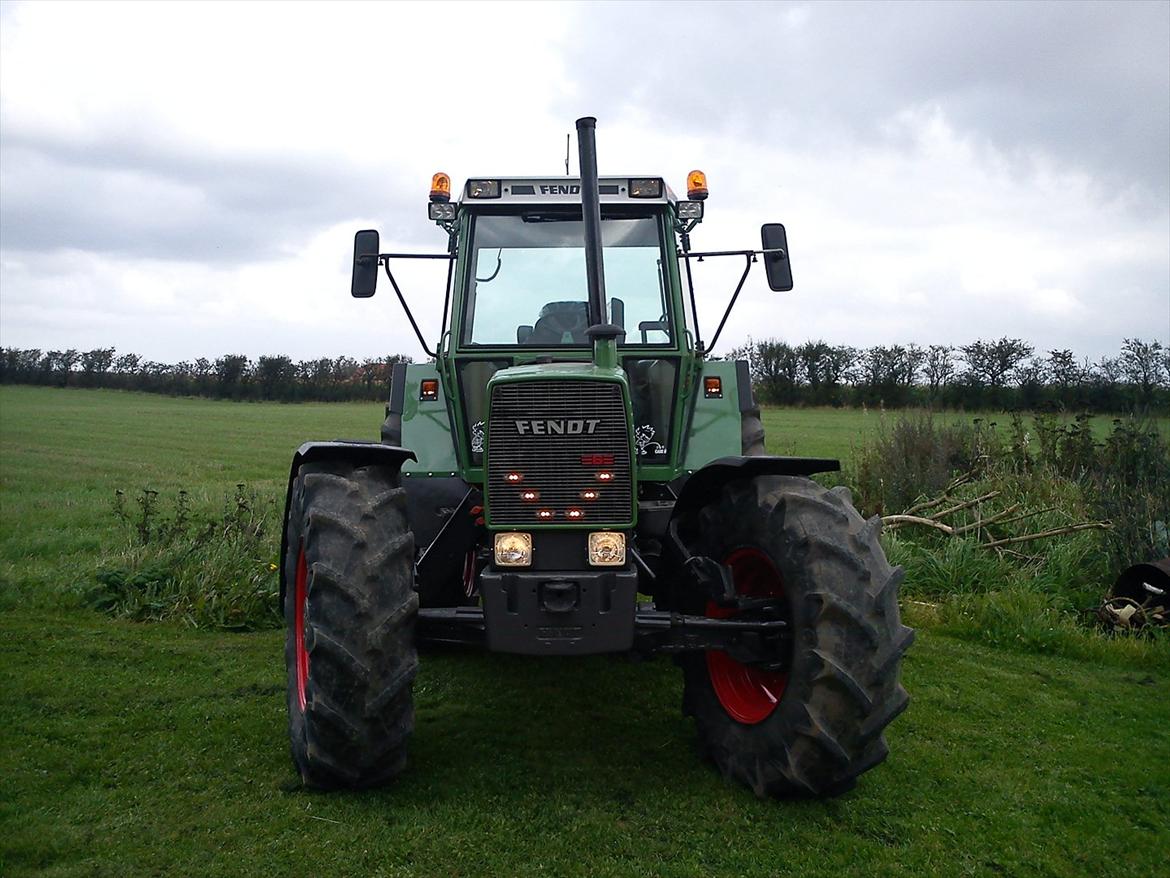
706;547;789;724
294;542;309;712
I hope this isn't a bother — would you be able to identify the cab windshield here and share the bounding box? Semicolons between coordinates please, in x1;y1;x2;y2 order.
462;211;671;347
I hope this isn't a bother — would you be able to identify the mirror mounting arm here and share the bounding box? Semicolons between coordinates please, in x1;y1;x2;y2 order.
437;236;457;357
704;253;755;357
380;256;454;359
679;231;704;354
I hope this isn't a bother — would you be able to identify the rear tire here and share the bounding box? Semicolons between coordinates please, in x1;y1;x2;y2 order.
381;407;402;446
283;461;418;789
680;476;913;797
741;404;766;456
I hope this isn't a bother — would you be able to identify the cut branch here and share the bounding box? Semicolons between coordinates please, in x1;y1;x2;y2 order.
930;491;1000;520
881;515;956;534
952;503;1021;535
902;471;978;516
983;521;1112;548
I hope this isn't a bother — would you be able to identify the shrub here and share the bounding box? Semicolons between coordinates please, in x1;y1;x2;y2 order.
85;486;281;630
1090;417;1170;572
853;412;997;516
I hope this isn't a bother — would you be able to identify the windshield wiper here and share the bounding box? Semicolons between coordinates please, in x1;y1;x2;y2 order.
475;249;503;282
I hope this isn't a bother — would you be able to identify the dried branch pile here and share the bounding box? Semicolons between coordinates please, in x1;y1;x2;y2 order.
881;470;1111;554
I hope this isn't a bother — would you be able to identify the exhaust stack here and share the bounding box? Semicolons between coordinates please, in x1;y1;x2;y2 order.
575;116;622;367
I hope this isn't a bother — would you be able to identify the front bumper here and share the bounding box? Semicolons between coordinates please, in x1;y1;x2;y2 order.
479;564;638;655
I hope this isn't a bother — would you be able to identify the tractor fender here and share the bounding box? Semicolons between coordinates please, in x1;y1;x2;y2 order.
279;441;417;602
670;455;841;528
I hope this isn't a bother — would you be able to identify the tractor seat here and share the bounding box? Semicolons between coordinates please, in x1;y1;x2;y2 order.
527;300;590;345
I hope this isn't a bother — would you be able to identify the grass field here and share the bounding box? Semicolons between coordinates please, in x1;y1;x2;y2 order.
2;386;1168;877
0;386;900;601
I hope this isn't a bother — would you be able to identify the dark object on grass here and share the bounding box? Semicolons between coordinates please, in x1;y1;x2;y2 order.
1092;558;1169;631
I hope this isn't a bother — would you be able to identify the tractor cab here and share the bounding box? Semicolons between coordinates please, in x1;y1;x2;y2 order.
447;176;694;483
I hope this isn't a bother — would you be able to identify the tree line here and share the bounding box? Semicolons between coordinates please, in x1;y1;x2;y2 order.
0;348;412;402
2;338;1167;412
725;337;1168;413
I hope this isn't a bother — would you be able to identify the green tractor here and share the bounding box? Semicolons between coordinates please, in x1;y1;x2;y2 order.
280;117;912;798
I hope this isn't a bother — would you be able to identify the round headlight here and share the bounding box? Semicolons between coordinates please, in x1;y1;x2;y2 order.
494;532;533;567
588;531;626;567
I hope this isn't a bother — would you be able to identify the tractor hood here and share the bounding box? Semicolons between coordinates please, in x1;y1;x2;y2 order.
487;360;628;386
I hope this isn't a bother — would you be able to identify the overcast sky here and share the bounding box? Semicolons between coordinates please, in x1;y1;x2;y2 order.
1;0;1167;364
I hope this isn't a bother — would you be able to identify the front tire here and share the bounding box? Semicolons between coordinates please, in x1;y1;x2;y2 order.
283;461;418;789
680;476;913;797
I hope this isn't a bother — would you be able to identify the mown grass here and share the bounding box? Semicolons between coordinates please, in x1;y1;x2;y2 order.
2;386;1168;876
0;387;890;609
0;386;378;606
2;610;1168;878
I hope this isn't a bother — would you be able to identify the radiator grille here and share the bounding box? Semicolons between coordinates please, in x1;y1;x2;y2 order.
486;380;633;526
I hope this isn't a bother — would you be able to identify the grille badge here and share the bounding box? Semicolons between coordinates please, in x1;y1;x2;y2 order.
515;419;601;436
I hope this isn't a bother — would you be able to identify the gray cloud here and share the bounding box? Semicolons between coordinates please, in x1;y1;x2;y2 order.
0;0;1165;365
0;123;420;262
558;1;1169;205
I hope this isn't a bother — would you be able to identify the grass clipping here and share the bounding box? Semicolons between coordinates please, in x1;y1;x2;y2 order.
86;485;281;630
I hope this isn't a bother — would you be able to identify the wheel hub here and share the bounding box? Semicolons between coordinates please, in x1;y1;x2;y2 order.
706;547;789;724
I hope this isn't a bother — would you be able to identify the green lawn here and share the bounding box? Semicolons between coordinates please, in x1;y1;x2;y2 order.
2;386;1168;876
2;610;1167;878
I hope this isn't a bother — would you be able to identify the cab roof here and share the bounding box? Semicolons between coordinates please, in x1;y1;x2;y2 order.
457;176;678;206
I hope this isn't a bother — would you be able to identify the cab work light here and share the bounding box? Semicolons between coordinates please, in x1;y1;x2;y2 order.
466;179;501;199
676;200;704;220
628;178;663;198
428;202;456;221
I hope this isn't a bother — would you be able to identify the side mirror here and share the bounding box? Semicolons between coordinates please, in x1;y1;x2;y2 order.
351;229;380;298
760;223;793;292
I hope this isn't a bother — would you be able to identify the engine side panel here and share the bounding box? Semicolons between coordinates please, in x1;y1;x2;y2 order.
681;359;743;472
398;362;460;475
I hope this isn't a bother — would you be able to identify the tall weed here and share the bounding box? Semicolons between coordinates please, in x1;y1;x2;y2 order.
86;485;281;629
853;413;996;515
